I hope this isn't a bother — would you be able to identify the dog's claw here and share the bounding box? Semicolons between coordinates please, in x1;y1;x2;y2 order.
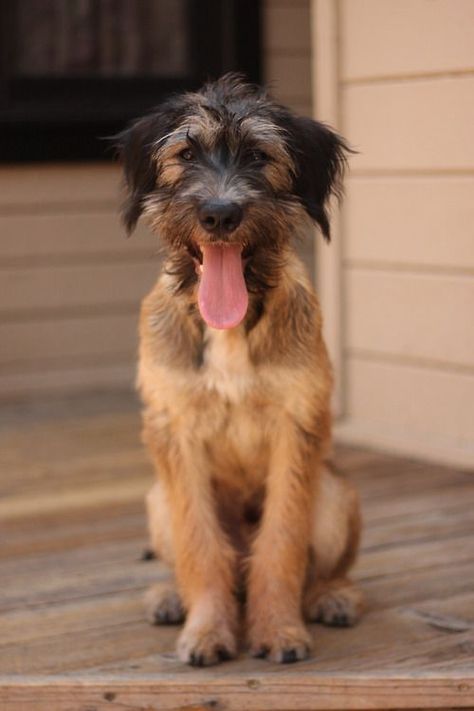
185;644;235;667
252;645;269;659
281;648;299;663
249;624;311;664
189;652;204;667
304;582;364;627
178;623;237;667
326;612;350;627
217;645;233;661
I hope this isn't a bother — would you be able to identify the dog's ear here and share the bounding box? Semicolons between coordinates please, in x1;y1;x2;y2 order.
115;106;179;234
283;115;350;241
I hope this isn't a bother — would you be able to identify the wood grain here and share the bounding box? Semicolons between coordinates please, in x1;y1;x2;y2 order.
0;394;473;708
0;674;473;711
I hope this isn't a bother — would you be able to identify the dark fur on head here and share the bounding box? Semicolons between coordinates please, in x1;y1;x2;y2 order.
116;74;349;293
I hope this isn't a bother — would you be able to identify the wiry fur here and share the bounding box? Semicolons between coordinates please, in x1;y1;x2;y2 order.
117;75;363;666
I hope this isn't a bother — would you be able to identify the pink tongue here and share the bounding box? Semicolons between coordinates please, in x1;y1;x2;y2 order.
198;244;248;329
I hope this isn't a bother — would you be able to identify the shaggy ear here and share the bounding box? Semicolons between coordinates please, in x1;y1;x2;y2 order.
115;104;181;234
115;115;159;234
284;115;350;240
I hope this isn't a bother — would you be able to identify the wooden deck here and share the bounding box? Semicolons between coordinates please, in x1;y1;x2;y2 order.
0;393;473;710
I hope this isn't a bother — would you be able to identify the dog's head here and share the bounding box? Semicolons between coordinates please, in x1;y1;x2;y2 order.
117;74;349;329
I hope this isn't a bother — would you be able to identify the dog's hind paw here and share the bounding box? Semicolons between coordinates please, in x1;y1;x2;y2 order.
304;578;364;627
144;584;185;625
249;623;312;664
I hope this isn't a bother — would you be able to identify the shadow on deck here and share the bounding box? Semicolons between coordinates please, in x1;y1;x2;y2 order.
0;393;473;710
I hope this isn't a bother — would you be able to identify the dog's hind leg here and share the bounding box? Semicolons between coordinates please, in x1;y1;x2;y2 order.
303;466;364;627
144;481;185;625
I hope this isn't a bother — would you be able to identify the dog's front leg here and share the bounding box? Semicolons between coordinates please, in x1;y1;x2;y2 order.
164;438;239;666
247;421;316;662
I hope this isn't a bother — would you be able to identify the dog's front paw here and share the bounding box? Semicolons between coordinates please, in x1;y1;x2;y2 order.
248;623;312;663
177;620;237;667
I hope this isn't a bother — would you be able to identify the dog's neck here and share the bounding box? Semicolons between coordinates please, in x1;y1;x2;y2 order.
145;246;321;371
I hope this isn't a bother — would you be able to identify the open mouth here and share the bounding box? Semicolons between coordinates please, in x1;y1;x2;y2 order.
188;241;250;330
187;241;252;267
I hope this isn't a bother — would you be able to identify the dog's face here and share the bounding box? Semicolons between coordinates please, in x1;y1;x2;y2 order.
118;74;348;329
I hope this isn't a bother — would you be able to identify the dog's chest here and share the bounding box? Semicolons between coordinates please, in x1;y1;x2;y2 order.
199;328;270;481
201;327;255;402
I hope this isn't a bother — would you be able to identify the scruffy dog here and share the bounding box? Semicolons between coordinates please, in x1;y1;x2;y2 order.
118;75;363;666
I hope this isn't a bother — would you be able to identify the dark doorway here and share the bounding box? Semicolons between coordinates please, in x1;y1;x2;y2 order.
0;0;261;161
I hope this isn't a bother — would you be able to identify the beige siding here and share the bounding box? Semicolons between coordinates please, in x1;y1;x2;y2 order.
0;164;118;207
265;55;312;105
344;177;474;270
0;363;135;401
341;0;474;81
0;313;136;367
0;212;153;260
0;165;157;400
346;356;474;446
2;262;160;313
340;357;474;467
345;77;474;172
263;0;315;279
345;270;474;369
263;0;312;114
334;0;474;466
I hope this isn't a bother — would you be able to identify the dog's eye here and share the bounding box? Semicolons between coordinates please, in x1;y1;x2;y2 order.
250;149;269;164
180;148;195;162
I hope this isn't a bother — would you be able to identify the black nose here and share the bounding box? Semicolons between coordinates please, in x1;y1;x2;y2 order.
198;200;243;234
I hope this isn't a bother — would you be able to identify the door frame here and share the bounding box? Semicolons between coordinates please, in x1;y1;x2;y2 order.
311;0;344;417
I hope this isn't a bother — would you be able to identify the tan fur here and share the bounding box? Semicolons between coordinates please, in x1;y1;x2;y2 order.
119;76;361;665
156;140;188;186
140;253;362;664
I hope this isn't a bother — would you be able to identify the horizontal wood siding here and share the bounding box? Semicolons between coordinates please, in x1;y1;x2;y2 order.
0;314;137;367
2;262;159;313
0;212;155;261
0;363;135;400
342;357;474;466
341;0;474;81
337;0;474;466
0;164;119;207
0;165;157;400
344;77;474;172
344;177;474;270
345;270;474;369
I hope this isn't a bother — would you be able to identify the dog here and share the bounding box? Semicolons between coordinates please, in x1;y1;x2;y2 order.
117;74;363;666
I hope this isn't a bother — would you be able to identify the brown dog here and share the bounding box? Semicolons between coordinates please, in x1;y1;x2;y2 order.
118;74;363;666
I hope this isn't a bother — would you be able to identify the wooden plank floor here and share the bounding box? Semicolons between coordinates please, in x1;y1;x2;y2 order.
0;393;473;710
